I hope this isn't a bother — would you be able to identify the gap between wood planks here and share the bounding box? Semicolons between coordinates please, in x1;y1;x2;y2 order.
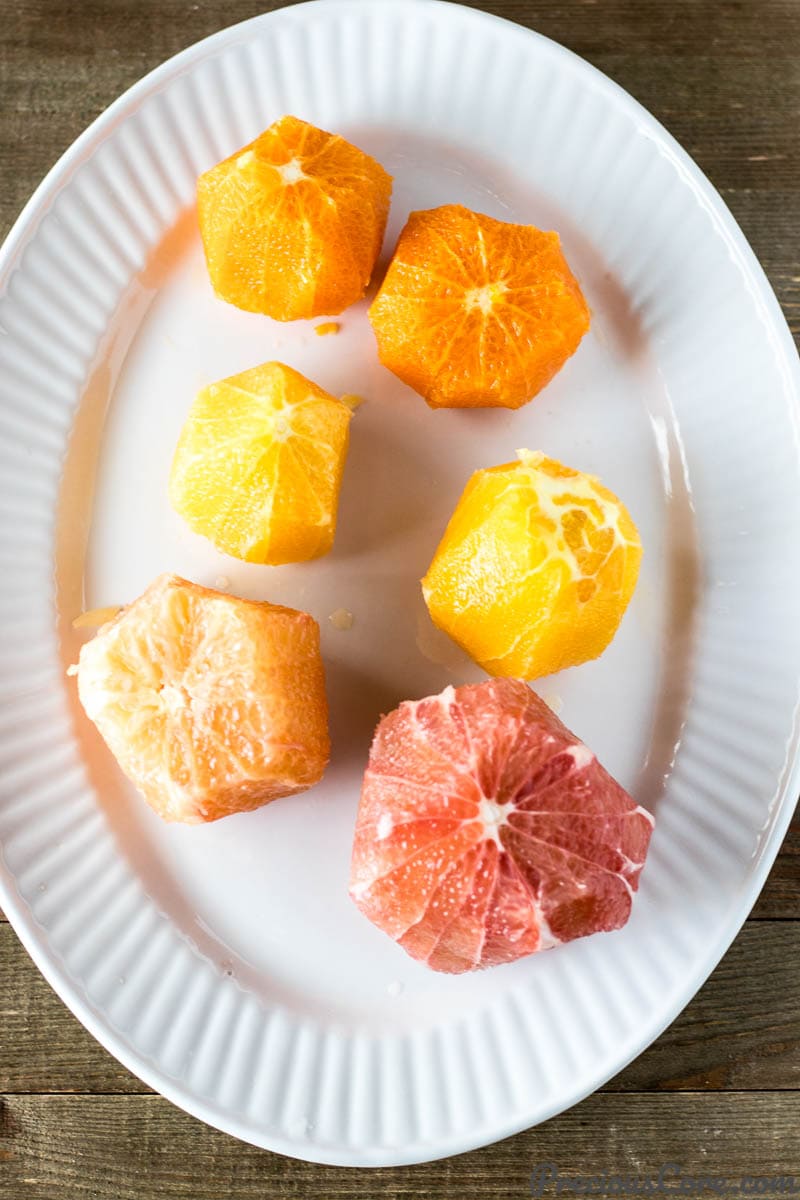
1;1091;799;1200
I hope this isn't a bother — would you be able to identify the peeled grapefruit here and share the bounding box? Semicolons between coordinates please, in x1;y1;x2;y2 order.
350;679;653;973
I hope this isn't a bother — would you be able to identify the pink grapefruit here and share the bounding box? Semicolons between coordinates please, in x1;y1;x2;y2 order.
349;679;654;973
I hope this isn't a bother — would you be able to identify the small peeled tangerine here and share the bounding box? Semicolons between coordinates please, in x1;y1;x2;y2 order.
169;361;353;566
198;115;392;320
369;204;590;409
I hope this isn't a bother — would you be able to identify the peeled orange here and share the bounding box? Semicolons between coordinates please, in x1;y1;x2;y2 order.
422;451;642;679
369;204;590;409
75;574;330;823
197;115;393;320
350;679;653;973
169;361;353;565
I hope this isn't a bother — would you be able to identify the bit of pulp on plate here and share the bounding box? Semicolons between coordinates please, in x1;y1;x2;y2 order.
72;605;122;629
328;608;354;631
415;611;475;675
315;321;340;336
340;393;365;411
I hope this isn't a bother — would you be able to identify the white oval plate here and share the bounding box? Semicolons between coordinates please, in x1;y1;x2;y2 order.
1;0;799;1168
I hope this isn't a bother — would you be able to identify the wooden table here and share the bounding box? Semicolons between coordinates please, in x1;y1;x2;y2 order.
1;2;798;1195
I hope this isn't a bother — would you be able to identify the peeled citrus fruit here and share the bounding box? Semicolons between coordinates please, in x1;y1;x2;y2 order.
350;679;653;973
368;204;590;409
75;574;329;823
422;450;642;679
169;361;353;565
197;114;393;320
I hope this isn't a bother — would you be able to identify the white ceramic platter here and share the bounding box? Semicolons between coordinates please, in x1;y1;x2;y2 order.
1;0;799;1168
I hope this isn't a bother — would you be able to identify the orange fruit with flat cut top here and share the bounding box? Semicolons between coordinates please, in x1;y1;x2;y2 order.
197;115;392;320
369;204;590;409
169;361;353;565
74;574;330;823
422;451;641;679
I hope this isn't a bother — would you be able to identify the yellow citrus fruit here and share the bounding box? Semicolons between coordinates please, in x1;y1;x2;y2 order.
75;574;330;823
197;115;393;320
169;361;353;565
422;451;642;679
368;204;590;409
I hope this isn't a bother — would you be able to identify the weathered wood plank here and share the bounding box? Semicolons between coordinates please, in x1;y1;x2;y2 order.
0;920;797;1095
593;55;800;192
1;1092;798;1200
0;924;150;1095
461;0;800;57
4;0;800;62
609;921;800;1090
752;810;800;919
2;5;799;198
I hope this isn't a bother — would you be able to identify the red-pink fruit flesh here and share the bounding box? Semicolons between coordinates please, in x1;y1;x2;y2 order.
349;678;654;973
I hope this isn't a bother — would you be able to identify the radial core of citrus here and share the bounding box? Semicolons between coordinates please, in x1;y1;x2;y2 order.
197;114;393;320
169;361;353;565
75;574;330;823
350;679;654;973
368;203;590;409
422;450;642;679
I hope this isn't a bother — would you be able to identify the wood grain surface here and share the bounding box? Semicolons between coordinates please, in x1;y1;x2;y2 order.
1;1;799;1196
